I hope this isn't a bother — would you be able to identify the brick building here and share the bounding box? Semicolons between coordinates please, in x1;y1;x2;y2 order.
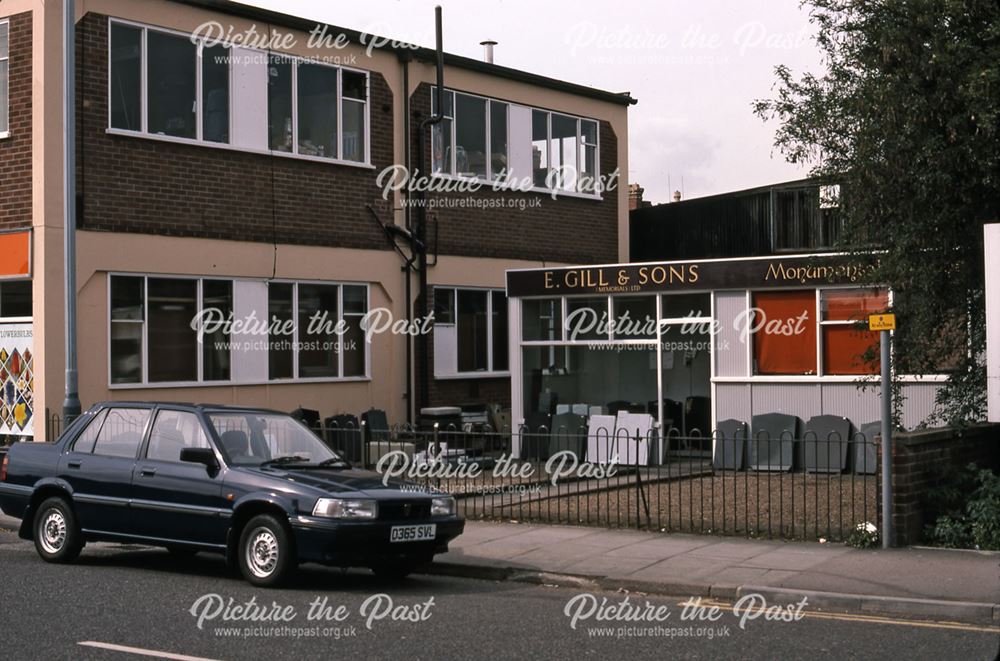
0;0;634;440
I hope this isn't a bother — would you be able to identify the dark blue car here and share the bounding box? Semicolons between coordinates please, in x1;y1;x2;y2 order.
0;402;464;587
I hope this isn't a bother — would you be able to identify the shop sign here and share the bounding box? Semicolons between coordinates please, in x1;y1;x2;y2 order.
507;254;878;297
0;323;33;437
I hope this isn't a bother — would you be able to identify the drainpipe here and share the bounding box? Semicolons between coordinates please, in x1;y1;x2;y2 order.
414;6;445;412
63;0;81;424
399;51;413;425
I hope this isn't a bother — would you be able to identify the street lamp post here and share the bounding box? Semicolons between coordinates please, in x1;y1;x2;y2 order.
62;0;81;424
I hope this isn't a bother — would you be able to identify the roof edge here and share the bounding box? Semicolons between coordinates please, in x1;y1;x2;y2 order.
170;0;638;106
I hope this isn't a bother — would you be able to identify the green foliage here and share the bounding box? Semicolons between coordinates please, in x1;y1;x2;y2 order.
928;515;970;548
922;460;977;519
755;0;1000;423
846;521;880;549
926;463;1000;549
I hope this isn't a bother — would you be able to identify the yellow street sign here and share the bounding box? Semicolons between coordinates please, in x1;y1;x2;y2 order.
868;313;896;332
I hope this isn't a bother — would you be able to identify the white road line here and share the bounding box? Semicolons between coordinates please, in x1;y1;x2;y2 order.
77;641;222;661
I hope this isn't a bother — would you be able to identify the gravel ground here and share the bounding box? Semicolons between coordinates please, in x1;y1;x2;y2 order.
460;472;880;542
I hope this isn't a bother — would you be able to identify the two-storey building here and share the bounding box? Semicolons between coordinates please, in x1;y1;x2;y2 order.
0;0;634;440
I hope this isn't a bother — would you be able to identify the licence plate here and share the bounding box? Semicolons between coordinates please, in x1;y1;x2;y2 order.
390;524;436;543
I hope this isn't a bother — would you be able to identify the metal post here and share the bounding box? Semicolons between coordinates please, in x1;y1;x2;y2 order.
62;0;81;424
880;330;892;549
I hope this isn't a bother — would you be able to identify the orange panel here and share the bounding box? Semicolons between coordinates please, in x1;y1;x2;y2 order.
823;325;880;375
824;288;889;321
753;290;817;375
0;232;30;277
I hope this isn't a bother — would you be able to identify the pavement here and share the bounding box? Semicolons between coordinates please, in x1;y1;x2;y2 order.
425;520;1000;626
3;511;998;627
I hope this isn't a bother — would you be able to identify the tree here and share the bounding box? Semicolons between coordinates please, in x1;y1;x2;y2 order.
754;0;1000;425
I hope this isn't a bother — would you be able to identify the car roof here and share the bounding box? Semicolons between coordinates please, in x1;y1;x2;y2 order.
89;401;288;416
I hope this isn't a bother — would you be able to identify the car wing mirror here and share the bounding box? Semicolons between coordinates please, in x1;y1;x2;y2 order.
180;447;219;470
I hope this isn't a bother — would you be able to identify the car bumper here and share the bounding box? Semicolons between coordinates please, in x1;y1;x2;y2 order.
0;483;31;520
289;515;465;567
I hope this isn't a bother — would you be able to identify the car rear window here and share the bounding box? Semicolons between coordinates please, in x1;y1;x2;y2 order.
92;408;151;459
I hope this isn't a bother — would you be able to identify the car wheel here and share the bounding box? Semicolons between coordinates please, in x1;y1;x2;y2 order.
33;497;83;563
238;514;295;587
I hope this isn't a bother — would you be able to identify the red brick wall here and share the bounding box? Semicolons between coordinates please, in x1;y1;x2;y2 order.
76;13;393;250
408;82;620;264
0;12;32;231
886;424;1000;546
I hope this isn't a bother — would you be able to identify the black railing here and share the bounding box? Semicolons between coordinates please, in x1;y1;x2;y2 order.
305;420;880;542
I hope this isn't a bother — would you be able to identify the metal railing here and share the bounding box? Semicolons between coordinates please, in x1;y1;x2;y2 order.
306;420;880;542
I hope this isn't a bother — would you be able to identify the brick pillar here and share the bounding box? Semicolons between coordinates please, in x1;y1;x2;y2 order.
881;424;1000;546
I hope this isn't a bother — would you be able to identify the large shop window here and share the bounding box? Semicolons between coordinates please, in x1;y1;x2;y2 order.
268;282;368;381
433;288;508;376
752;291;817;375
0;20;9;136
0;280;31;318
109;275;232;385
109;21;369;162
431;89;508;180
820;288;888;375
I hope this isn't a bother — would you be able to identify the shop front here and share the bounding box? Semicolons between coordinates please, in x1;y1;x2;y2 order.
505;253;943;462
0;230;33;441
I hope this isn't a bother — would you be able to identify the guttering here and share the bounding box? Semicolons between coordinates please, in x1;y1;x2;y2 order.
171;0;637;106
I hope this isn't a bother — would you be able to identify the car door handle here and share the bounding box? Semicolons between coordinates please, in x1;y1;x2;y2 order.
67;461;81;469
140;467;157;477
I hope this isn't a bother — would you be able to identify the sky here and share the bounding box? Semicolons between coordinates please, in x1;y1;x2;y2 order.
243;0;823;205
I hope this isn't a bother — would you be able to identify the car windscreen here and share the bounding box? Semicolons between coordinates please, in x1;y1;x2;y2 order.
207;412;340;467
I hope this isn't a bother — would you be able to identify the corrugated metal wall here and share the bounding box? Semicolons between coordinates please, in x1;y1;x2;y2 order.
714;291;749;377
714;381;941;433
631;191;773;262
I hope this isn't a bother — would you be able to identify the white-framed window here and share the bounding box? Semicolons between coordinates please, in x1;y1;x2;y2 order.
267;281;369;380
433;287;508;377
532;110;599;194
749;287;891;377
267;55;369;162
109;20;230;143
0;19;10;137
109;275;370;387
429;88;601;198
431;88;508;181
107;19;370;165
109;275;233;385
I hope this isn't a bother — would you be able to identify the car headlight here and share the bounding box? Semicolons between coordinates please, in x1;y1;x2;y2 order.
312;498;378;520
431;496;456;517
